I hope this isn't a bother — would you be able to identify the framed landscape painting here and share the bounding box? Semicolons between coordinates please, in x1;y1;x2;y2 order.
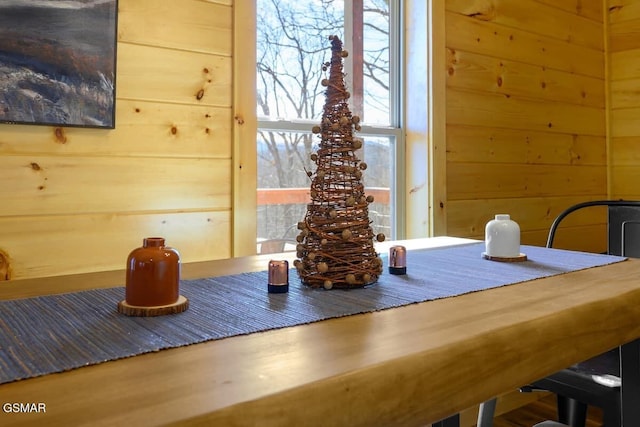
0;0;118;129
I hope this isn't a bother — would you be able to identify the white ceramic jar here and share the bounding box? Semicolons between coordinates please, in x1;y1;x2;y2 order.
485;214;521;257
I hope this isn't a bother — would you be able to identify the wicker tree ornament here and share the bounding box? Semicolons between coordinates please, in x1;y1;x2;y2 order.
294;35;385;290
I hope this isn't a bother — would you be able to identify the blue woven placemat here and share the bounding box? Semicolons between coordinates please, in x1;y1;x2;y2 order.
0;243;625;384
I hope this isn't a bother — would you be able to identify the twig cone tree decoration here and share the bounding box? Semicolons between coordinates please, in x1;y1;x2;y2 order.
294;35;385;290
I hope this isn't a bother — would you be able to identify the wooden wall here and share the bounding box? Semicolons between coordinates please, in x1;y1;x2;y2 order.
443;0;609;253
2;0;637;280
609;0;640;199
0;0;239;280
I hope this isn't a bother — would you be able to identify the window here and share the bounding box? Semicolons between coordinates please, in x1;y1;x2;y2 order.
256;0;403;254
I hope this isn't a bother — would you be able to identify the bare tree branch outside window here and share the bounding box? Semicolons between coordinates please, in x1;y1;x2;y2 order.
257;0;394;251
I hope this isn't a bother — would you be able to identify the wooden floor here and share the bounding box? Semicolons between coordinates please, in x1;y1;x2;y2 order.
492;395;603;427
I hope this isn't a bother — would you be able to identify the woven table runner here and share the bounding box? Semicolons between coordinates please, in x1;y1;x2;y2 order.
0;243;625;385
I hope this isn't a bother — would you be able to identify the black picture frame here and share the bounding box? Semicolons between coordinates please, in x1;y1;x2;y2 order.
0;0;118;129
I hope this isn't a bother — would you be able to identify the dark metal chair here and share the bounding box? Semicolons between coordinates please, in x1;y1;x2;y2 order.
545;200;640;258
478;200;640;427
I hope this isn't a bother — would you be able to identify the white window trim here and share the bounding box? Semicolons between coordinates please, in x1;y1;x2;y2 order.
236;1;440;255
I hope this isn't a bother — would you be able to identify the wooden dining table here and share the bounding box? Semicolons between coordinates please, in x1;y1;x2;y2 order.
1;236;640;427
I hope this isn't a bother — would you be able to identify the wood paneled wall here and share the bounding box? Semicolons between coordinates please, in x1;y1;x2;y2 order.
1;1;637;280
444;0;609;253
0;0;239;280
609;0;640;199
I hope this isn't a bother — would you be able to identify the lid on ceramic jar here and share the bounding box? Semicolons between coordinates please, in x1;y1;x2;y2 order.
143;237;165;247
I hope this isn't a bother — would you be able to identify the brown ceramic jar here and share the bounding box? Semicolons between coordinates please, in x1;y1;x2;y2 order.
125;237;180;307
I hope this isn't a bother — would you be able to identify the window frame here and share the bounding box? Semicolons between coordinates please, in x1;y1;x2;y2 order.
256;0;406;243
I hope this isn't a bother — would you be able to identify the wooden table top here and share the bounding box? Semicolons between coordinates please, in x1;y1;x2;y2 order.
2;237;640;426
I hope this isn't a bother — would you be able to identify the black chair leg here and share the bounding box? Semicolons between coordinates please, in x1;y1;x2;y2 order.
557;395;587;427
602;406;621;427
621;340;640;426
477;398;497;427
432;413;460;427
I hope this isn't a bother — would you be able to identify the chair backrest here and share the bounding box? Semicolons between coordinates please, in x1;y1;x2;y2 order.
608;205;640;257
546;200;640;257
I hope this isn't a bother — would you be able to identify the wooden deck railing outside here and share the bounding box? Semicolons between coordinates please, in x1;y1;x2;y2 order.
257;187;390;205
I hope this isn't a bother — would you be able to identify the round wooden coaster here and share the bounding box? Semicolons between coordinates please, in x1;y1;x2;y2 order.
117;295;189;317
482;253;528;263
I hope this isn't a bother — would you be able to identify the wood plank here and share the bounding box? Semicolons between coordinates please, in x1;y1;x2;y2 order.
610;78;640;109
608;3;640;205
446;48;604;107
446;125;606;165
116;43;232;107
0;156;231;216
447;163;606;200
611;107;640;137
608;0;640;24
445;11;604;79
611;166;640;199
447;196;608;238
0;100;232;158
610;192;640;202
431;0;449;236
232;0;258;257
2;249;640;426
610;48;640;80
526;224;607;254
535;0;603;22
447;89;605;136
446;0;603;50
609;18;640;52
546;223;607;251
0;0;237;280
0;211;231;280
611;136;640;165
118;0;232;56
610;192;640;203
